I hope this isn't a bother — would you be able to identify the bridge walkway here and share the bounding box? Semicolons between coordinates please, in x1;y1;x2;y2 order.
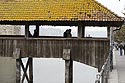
108;49;125;83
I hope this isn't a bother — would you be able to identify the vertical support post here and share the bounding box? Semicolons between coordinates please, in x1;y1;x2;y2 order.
16;59;21;83
29;58;33;83
36;25;39;37
107;26;110;39
63;49;73;83
25;24;29;38
78;24;85;38
110;27;113;71
69;59;73;83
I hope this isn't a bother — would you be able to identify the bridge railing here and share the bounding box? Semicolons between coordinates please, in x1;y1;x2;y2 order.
0;36;109;70
95;53;111;83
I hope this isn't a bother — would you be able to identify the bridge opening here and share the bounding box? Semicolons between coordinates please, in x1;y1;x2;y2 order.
85;26;107;38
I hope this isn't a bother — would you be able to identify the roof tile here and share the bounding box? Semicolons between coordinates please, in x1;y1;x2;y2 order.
0;0;122;21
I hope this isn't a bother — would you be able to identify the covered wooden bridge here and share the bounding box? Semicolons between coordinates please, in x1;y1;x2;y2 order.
0;0;123;83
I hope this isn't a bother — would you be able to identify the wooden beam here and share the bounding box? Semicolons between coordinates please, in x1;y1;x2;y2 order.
16;59;21;83
69;59;73;83
63;49;73;83
25;24;29;38
29;58;33;83
0;20;123;27
107;26;110;39
82;26;85;37
36;25;39;37
78;24;85;38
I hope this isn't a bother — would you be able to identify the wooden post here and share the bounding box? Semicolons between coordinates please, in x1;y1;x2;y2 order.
63;49;73;83
82;26;85;37
78;24;85;38
29;58;33;83
25;24;29;38
107;26;110;39
36;25;39;37
69;59;73;83
13;41;21;83
16;59;21;83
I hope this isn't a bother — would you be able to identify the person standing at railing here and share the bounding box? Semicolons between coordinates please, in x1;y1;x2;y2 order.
67;29;72;38
63;29;72;38
119;43;123;56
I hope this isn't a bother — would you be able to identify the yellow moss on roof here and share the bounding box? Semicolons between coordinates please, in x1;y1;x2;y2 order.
0;0;122;21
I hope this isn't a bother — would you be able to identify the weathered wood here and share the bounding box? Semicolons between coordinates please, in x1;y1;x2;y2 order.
69;59;73;83
65;60;73;83
63;49;73;83
25;24;29;38
0;37;109;70
63;49;71;60
13;48;20;59
29;58;33;83
36;25;39;37
107;27;110;39
16;59;21;83
91;41;96;67
78;24;85;38
15;48;21;83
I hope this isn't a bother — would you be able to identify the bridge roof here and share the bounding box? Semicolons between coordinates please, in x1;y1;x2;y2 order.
0;0;123;26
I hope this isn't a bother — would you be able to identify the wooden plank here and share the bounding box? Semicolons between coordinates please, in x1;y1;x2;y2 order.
91;41;96;67
65;60;73;83
63;49;73;83
16;59;21;83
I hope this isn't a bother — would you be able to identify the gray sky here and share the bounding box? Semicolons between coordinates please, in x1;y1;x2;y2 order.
97;0;125;17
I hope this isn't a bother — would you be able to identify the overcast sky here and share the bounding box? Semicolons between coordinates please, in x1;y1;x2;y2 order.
97;0;125;17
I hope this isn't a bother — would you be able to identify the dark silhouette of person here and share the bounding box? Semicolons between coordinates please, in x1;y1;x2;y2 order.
63;29;72;38
33;29;39;37
63;29;68;37
67;29;72;38
119;43;123;56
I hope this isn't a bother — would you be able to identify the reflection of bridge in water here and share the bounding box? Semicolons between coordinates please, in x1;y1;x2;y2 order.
0;0;123;83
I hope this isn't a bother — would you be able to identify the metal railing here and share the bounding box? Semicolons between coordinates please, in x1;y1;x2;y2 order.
95;53;111;83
